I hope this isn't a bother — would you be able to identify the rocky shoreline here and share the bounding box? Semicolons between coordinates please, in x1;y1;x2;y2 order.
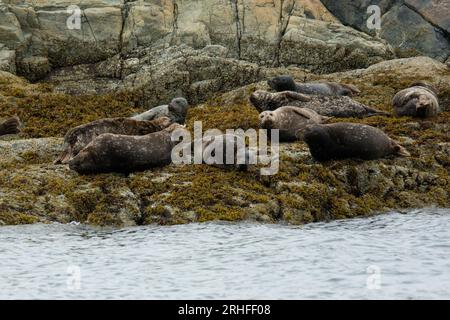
0;0;449;227
1;53;449;226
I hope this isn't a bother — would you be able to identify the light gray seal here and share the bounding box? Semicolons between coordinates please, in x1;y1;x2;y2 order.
259;107;331;142
191;134;254;171
131;97;189;124
392;82;440;118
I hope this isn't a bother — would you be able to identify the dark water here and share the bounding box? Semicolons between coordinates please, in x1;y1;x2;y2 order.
0;208;449;299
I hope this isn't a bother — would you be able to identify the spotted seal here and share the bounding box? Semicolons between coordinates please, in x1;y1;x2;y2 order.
249;90;389;118
55;117;172;164
69;123;183;174
392;82;440;118
259;107;331;142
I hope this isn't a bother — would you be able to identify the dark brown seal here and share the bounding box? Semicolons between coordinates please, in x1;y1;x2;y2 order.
303;123;410;161
69;123;183;174
249;90;389;118
0;116;21;136
259;107;330;142
268;75;360;96
392;82;440;118
55;117;172;164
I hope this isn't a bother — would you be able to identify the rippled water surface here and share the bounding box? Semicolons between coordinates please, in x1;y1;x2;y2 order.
1;208;449;299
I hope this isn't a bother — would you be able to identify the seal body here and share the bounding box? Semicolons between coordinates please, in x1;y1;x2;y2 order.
69;124;182;174
131;97;189;124
259;107;330;142
193;134;253;171
0;116;21;136
55;116;172;164
392;82;440;118
268;75;360;96
250;90;388;118
303;123;410;161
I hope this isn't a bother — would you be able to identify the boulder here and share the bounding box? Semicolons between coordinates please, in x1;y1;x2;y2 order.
321;0;450;62
0;0;395;80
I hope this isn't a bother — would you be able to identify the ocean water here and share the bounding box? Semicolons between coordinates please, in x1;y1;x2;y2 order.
0;208;449;299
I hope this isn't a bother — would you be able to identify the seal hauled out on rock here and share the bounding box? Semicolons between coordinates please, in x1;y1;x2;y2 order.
392;82;440;118
55;117;172;164
259;107;331;142
191;134;254;171
268;75;360;96
131;97;189;124
0;116;21;136
69;123;183;174
249;90;389;118
303;123;410;162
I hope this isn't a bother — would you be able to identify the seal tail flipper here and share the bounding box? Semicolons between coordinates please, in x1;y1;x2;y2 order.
0;116;21;136
321;115;333;123
284;91;312;102
344;84;361;95
364;106;391;117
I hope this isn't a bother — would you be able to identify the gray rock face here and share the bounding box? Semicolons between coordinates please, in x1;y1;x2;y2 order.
321;0;450;62
0;0;394;80
47;45;267;107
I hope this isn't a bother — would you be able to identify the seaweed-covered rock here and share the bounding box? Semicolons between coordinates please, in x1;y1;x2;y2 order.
0;56;449;226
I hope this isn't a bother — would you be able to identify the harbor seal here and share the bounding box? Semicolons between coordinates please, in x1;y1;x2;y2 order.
303;123;410;161
0;116;21;136
69;123;183;174
55;116;172;164
268;75;360;96
192;134;254;171
249;90;389;118
259;107;331;142
131;97;189;124
392;82;440;118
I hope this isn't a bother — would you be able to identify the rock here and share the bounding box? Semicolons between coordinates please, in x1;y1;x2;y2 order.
48;45;267;106
381;3;450;62
16;56;50;81
0;46;16;74
1;53;449;226
0;137;63;168
321;56;450;90
280;17;394;73
1;0;395;80
321;0;450;62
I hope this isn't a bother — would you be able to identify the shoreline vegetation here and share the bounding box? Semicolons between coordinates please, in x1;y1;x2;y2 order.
0;53;449;227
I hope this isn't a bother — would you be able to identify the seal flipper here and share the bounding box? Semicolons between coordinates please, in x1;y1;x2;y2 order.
283;91;312;102
0;116;21;136
363;106;391;117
